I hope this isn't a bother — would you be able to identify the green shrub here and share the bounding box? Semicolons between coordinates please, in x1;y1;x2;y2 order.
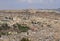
1;32;6;35
0;34;1;37
21;38;30;41
13;23;30;32
17;23;30;32
0;23;10;30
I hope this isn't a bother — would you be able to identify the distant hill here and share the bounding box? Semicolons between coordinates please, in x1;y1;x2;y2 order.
54;8;60;11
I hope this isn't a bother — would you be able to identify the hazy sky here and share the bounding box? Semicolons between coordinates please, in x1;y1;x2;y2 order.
0;0;60;10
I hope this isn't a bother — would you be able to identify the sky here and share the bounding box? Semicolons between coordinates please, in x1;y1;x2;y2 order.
0;0;60;10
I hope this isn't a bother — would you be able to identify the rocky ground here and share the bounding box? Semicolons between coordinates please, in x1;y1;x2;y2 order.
0;10;60;41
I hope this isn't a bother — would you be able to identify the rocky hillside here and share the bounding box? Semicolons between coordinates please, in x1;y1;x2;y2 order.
0;9;60;41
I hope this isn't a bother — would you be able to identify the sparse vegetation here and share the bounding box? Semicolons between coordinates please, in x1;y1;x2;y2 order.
0;32;7;36
0;23;10;30
21;37;30;41
31;21;37;24
5;16;13;20
47;24;52;28
0;23;11;35
13;23;29;32
0;34;1;37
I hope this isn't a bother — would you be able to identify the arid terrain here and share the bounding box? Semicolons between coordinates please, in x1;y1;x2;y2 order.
0;9;60;41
